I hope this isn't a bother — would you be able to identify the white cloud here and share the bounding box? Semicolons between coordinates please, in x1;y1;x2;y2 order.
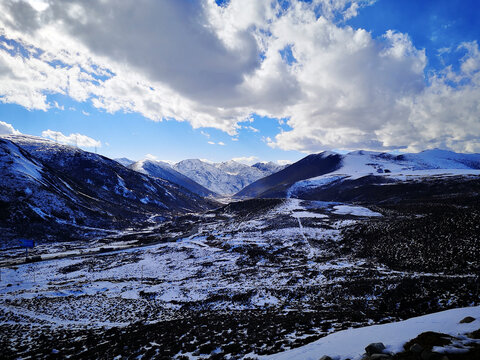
0;0;479;152
0;120;21;135
208;140;225;146
81;110;90;116
245;125;260;133
41;129;101;148
232;155;259;165
53;101;64;110
200;130;211;138
144;153;158;161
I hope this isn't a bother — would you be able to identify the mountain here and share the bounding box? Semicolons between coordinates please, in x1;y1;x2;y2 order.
251;161;287;173
0;135;216;245
114;157;135;167
129;159;216;197
236;151;343;198
173;159;282;195
236;149;480;201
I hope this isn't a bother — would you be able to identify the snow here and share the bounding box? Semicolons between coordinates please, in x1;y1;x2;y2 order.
288;149;480;197
130;159;215;197
173;158;281;195
292;211;328;219
262;306;480;360
333;205;382;217
3;140;43;181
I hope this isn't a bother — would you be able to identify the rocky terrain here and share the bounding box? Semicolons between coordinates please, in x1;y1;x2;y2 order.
1;141;480;359
1;194;478;359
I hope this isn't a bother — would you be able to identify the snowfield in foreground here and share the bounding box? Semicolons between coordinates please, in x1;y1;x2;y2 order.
263;306;480;360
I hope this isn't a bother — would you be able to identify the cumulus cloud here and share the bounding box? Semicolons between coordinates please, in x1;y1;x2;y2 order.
0;120;21;135
41;129;101;148
0;0;479;152
144;153;158;161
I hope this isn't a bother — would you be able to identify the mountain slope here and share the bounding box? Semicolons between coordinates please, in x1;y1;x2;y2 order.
263;306;480;360
173;159;282;195
114;157;135;167
287;149;480;203
237;149;480;200
236;152;343;198
252;161;287;173
0;135;216;244
129;159;216;197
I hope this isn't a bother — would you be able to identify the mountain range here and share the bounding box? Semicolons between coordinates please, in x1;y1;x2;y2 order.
2;134;480;244
0;135;216;244
125;157;286;196
2;134;480;359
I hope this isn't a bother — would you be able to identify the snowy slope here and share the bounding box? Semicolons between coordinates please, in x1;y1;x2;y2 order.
0;135;216;243
287;150;480;199
238;149;480;199
173;159;281;195
237;152;343;198
263;306;480;360
252;161;287;173
129;159;216;197
114;157;135;167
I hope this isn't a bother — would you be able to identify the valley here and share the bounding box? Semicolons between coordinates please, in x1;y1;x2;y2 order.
1;197;479;359
1;135;480;359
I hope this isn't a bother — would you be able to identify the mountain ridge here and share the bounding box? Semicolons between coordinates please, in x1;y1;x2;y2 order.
0;135;217;244
236;149;480;199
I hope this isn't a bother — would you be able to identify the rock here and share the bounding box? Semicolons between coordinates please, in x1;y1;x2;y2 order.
459;316;475;324
421;349;441;360
319;356;333;360
365;343;386;355
409;343;424;353
468;328;480;339
370;354;391;359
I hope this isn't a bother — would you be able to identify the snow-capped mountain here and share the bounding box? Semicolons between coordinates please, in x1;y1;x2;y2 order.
236;152;343;198
129;159;216;197
173;159;282;195
0;135;216;244
237;149;480;199
251;161;287;173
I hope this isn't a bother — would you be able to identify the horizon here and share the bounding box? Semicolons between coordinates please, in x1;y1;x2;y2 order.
0;0;479;164
3;132;476;169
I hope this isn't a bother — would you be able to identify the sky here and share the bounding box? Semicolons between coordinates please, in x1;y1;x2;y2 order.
0;0;479;164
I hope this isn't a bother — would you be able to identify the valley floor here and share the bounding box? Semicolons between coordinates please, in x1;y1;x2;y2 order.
0;198;479;359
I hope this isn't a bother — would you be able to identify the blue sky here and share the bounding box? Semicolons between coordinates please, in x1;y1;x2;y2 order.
0;97;297;163
348;0;480;74
0;0;479;162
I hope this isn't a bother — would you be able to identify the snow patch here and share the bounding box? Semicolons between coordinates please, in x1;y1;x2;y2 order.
262;306;480;360
333;205;382;217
